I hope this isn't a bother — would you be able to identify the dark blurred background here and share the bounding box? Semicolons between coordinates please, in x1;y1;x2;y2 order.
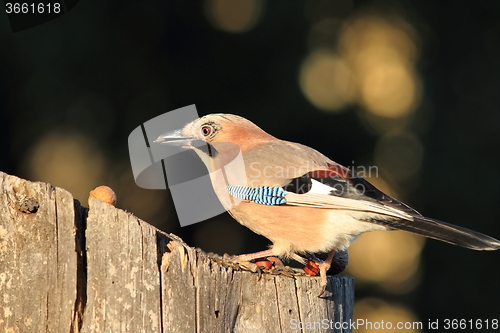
1;1;499;332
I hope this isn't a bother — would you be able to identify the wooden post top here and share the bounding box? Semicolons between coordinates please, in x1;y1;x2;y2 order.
0;171;354;333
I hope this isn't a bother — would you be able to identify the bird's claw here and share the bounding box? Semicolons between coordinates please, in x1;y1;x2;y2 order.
266;256;285;268
238;261;263;279
317;283;327;298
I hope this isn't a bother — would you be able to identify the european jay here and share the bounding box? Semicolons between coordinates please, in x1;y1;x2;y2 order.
155;114;500;295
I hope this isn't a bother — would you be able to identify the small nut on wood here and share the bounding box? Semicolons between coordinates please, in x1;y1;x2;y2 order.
88;186;117;206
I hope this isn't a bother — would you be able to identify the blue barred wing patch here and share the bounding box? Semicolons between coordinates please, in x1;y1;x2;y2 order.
226;184;287;205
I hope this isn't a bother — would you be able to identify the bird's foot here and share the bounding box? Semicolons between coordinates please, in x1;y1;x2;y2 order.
237;256;286;277
302;259;320;276
224;249;282;279
317;263;329;297
264;256;285;268
222;253;263;278
297;251;337;297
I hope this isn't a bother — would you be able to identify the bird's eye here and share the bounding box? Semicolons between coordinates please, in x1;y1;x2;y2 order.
201;125;212;137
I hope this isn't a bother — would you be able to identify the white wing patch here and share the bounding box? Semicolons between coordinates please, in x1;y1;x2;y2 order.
309;179;338;195
284;189;414;221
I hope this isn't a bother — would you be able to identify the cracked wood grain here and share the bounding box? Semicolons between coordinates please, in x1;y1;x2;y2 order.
0;172;78;333
0;172;354;333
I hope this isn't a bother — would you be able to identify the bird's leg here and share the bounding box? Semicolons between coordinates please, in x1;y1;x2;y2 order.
313;250;336;297
290;253;308;265
233;248;277;262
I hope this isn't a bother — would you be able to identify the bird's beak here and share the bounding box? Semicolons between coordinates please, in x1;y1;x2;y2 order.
154;129;199;146
154;129;214;172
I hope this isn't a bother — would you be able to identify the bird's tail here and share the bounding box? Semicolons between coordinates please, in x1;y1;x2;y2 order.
382;217;500;251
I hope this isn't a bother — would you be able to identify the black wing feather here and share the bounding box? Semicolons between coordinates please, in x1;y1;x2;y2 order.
285;171;500;251
371;215;500;251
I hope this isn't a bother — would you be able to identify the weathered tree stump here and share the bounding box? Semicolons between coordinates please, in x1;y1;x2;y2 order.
0;172;354;332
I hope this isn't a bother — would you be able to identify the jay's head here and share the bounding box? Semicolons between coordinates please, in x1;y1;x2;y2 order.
154;114;277;175
156;113;275;146
155;113;275;148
